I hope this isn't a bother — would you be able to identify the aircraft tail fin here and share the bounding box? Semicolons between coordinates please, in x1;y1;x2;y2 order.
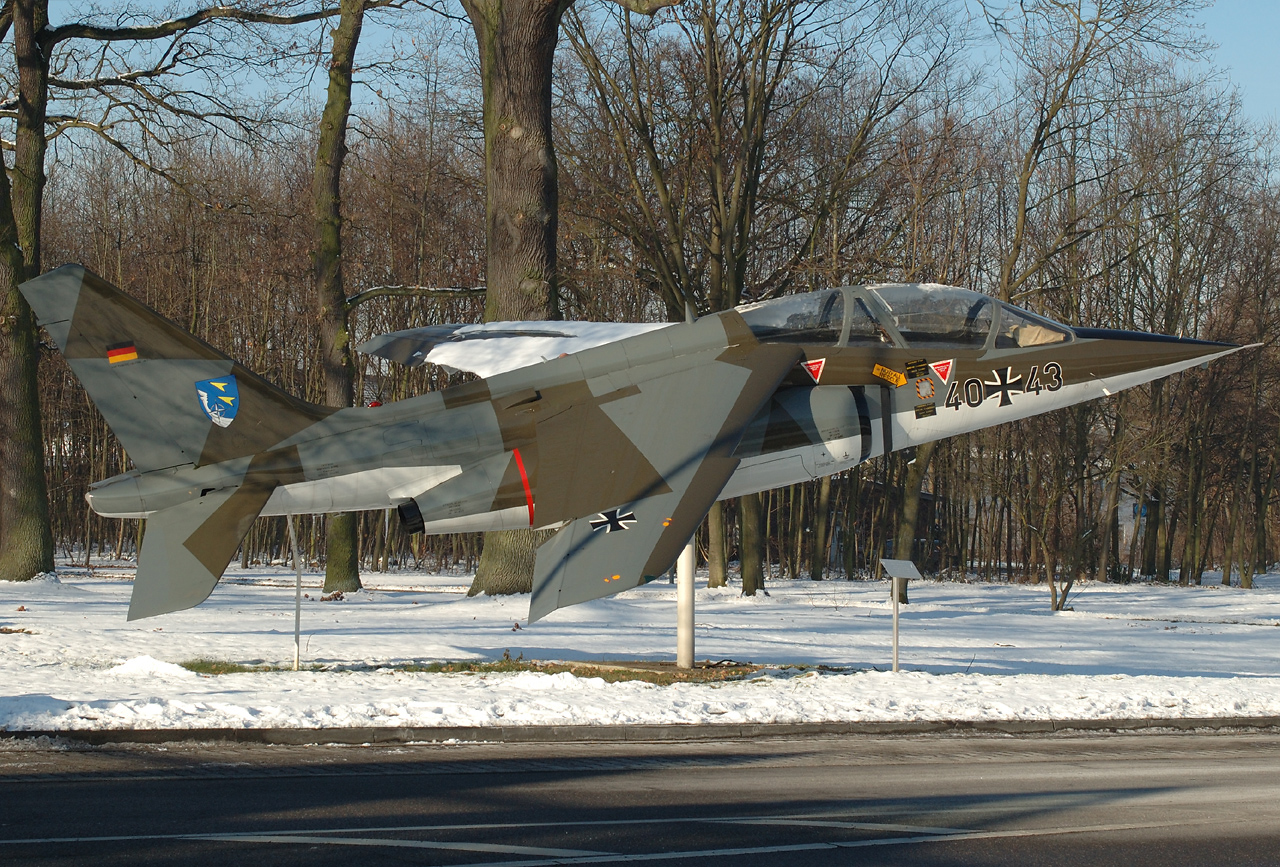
21;265;332;473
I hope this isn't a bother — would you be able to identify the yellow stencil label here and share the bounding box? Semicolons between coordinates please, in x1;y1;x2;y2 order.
872;364;907;387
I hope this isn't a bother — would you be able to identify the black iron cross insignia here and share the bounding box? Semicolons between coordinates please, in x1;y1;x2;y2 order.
983;367;1023;407
590;509;638;533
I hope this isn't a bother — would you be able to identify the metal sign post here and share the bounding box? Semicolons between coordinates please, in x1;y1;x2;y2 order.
288;515;303;672
892;574;900;672
677;541;696;669
879;558;923;674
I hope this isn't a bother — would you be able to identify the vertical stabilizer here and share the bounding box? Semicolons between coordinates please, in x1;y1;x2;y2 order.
20;265;332;472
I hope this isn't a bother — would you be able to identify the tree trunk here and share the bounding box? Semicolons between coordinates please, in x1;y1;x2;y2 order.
740;493;764;596
1142;493;1161;577
892;441;937;603
706;501;728;587
314;0;367;594
809;474;832;581
0;185;51;580
843;472;862;577
1125;489;1142;581
462;0;566;597
0;0;54;581
1222;487;1240;587
1247;446;1277;590
1096;415;1124;582
464;0;564;320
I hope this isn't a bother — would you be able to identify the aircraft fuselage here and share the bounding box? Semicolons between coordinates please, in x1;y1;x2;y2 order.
85;286;1235;543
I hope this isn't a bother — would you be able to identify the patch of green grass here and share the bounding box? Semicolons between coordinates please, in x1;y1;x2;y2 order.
178;650;762;684
179;659;276;675
386;658;760;685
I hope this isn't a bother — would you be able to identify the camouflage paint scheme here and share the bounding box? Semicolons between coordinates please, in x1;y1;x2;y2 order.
21;266;1243;622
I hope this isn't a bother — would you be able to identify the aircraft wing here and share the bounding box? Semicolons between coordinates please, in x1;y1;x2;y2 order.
528;342;802;622
357;321;672;378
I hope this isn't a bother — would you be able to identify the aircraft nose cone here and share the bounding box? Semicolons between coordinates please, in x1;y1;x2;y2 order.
1071;326;1237;350
1068;327;1243;382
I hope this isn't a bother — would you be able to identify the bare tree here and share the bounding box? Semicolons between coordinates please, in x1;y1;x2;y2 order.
312;0;375;593
981;0;1210;304
460;0;680;598
0;0;346;581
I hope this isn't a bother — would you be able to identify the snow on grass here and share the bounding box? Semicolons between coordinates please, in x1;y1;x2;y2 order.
2;563;1280;731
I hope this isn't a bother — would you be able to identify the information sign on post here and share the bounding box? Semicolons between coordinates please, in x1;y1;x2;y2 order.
879;558;923;673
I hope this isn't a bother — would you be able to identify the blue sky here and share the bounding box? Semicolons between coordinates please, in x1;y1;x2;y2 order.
35;0;1278;128
1199;0;1279;125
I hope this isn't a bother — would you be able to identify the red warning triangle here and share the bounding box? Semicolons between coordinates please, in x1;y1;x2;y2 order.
928;359;954;382
801;358;826;383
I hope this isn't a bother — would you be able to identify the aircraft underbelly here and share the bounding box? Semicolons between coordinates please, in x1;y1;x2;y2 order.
719;385;886;498
419;505;531;534
261;464;463;517
720;441;865;500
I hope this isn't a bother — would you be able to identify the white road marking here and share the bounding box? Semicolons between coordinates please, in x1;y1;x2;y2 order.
0;812;1217;864
199;835;610;856
726;818;971;835
0;810;963;846
0;831;609;857
432;819;1224;867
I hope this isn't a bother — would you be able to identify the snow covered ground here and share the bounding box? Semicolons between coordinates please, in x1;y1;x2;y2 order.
3;563;1280;732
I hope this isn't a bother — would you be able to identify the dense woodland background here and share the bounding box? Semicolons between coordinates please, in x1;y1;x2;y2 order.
19;0;1280;599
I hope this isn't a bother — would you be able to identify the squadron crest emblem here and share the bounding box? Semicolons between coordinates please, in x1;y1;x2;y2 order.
196;375;239;428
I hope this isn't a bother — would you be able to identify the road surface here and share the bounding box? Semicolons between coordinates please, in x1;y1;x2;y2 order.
1;730;1277;865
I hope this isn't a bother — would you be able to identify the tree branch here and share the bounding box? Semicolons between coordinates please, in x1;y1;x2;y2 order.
45;4;344;45
345;284;487;312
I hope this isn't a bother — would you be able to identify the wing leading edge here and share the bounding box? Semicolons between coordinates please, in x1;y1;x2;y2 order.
528;342;802;622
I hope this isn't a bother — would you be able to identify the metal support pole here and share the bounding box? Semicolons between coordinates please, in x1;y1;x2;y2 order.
288;515;302;672
677;541;695;669
891;574;900;673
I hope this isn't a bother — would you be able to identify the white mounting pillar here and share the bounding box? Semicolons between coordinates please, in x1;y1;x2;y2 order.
677;541;696;669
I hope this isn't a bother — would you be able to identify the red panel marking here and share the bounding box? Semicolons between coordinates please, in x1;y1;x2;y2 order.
801;358;826;383
513;448;534;527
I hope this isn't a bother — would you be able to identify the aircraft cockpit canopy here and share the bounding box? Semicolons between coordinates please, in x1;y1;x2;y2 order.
738;289;891;346
738;290;846;344
738;283;1072;349
868;284;1072;349
994;304;1072;348
869;284;993;349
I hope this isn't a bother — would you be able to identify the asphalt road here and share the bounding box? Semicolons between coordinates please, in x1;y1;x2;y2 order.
2;730;1279;866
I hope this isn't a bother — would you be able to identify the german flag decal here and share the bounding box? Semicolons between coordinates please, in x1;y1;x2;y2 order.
106;342;138;364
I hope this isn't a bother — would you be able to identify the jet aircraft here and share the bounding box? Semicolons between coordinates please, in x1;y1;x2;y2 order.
20;265;1244;621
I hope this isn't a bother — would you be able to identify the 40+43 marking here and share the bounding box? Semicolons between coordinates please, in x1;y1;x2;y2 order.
943;362;1062;411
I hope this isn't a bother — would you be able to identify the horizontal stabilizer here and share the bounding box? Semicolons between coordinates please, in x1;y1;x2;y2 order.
128;482;275;620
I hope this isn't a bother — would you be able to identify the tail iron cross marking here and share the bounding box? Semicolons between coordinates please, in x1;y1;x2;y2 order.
590;509;638;533
984;367;1024;407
